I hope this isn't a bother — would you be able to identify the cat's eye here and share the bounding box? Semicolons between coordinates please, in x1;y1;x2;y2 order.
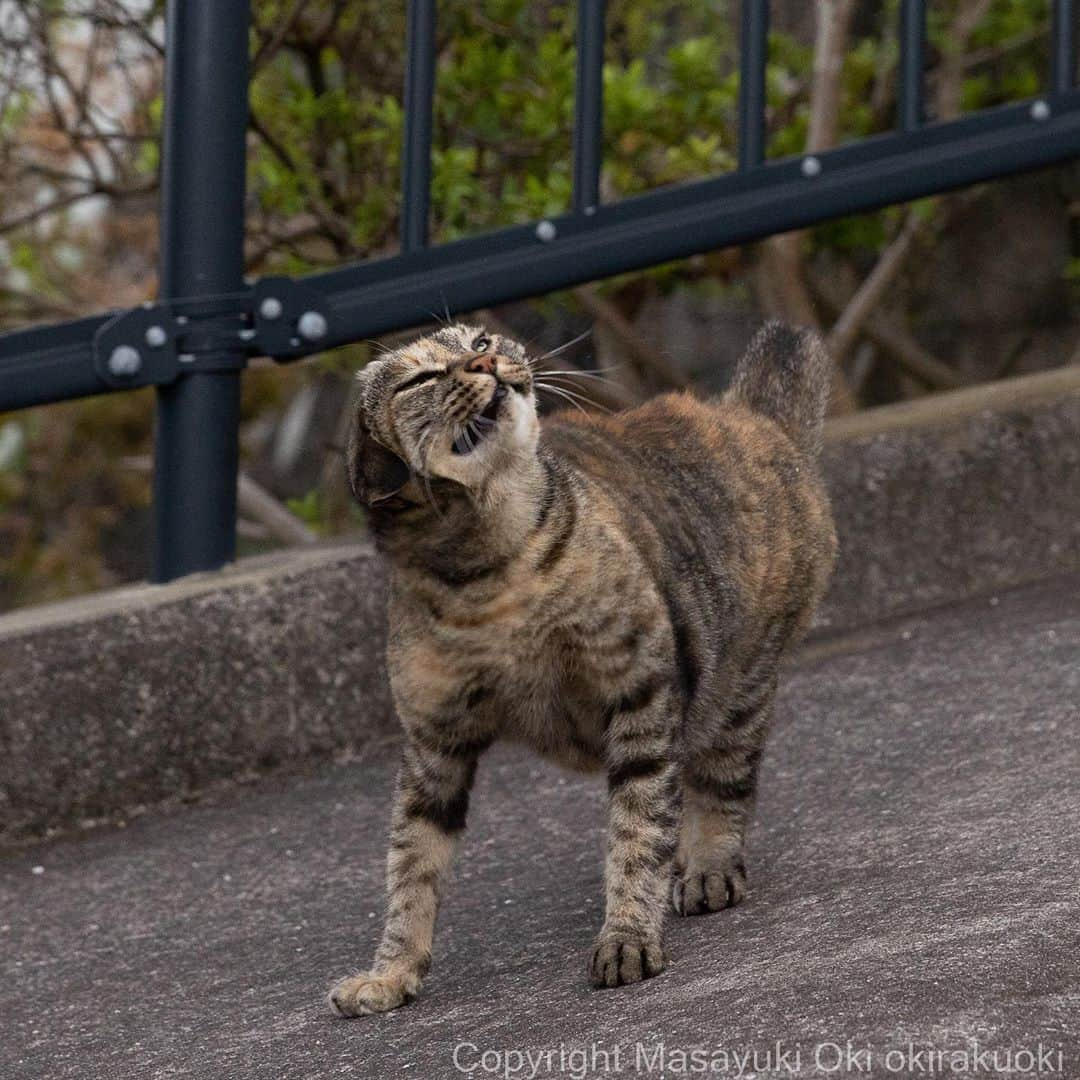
472;335;491;353
394;369;441;395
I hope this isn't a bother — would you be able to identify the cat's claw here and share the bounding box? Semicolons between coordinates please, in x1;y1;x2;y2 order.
589;930;666;988
672;857;747;916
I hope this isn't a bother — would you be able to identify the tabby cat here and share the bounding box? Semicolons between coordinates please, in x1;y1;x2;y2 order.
329;320;836;1016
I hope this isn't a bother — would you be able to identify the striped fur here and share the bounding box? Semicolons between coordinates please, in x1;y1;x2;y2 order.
329;321;836;1016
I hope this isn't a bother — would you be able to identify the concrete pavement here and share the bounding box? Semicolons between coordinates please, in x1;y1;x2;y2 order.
2;577;1078;1079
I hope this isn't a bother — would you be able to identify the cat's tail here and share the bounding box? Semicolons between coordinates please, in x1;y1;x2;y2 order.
726;320;831;457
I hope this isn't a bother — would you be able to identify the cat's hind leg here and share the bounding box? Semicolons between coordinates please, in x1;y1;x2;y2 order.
672;679;774;916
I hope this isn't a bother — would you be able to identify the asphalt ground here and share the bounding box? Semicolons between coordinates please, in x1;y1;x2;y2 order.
2;576;1078;1079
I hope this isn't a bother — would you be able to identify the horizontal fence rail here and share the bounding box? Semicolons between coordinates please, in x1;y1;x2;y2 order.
1;0;1078;580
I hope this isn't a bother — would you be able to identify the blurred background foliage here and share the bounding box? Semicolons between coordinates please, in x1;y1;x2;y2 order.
1;0;1078;608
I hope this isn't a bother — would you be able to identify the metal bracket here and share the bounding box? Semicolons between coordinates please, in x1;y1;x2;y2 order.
91;277;335;389
93;301;243;390
251;276;334;360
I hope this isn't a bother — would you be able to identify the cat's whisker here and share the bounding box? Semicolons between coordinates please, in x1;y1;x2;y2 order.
540;381;614;415
363;338;394;356
416;477;442;519
537;328;593;363
534;381;605;415
421;473;444;518
538;389;588;415
534;378;594;400
426;306;453;328
418;419;440;465
416;424;446;518
534;377;609;401
532;366;619;382
515;331;542;355
459;421;477;452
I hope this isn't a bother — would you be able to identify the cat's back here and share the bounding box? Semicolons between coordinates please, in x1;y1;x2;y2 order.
541;390;835;619
542;390;828;538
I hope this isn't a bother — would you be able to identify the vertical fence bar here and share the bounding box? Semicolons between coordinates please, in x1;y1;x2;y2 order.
401;0;437;251
573;0;606;214
898;0;926;131
738;0;769;171
152;0;250;582
1053;0;1075;94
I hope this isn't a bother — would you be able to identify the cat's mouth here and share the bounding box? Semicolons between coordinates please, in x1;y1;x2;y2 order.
452;383;508;455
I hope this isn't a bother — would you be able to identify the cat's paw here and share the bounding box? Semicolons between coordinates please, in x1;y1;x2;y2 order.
589;929;666;989
328;970;420;1017
672;856;747;916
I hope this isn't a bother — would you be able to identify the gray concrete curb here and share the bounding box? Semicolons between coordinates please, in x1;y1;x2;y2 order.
0;546;394;843
2;366;1079;843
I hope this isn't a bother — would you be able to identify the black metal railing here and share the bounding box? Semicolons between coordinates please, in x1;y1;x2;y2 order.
1;0;1078;581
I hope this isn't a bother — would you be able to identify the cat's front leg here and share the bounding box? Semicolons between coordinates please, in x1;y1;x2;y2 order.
590;675;681;989
329;731;486;1017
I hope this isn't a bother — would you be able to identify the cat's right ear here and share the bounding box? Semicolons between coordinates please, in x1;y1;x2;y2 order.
346;404;411;507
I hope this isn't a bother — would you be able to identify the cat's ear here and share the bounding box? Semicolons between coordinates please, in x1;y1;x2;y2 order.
346;405;411;507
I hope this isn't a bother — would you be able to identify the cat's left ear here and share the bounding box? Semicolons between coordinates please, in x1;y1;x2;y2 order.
346;405;411;507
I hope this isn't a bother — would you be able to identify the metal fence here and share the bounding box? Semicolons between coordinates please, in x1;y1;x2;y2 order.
2;0;1079;582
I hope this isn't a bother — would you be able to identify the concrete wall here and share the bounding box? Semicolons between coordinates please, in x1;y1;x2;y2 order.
818;367;1080;631
3;366;1080;842
0;547;394;842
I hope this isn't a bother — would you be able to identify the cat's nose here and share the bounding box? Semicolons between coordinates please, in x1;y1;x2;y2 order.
464;352;496;375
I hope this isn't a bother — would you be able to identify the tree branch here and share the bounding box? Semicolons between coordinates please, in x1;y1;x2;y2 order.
237;472;318;546
806;0;857;153
826;210;924;364
811;276;963;391
936;0;995;122
252;0;314;70
0;189;96;235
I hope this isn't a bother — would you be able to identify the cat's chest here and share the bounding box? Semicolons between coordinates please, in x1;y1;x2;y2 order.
487;636;609;771
395;572;635;769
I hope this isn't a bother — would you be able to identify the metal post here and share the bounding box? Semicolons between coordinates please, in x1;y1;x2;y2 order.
152;0;251;582
401;0;437;251
898;0;926;131
1052;0;1075;94
573;0;606;213
738;0;769;170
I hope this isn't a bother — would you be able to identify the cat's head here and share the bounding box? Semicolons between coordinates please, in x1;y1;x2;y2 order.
346;323;538;509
